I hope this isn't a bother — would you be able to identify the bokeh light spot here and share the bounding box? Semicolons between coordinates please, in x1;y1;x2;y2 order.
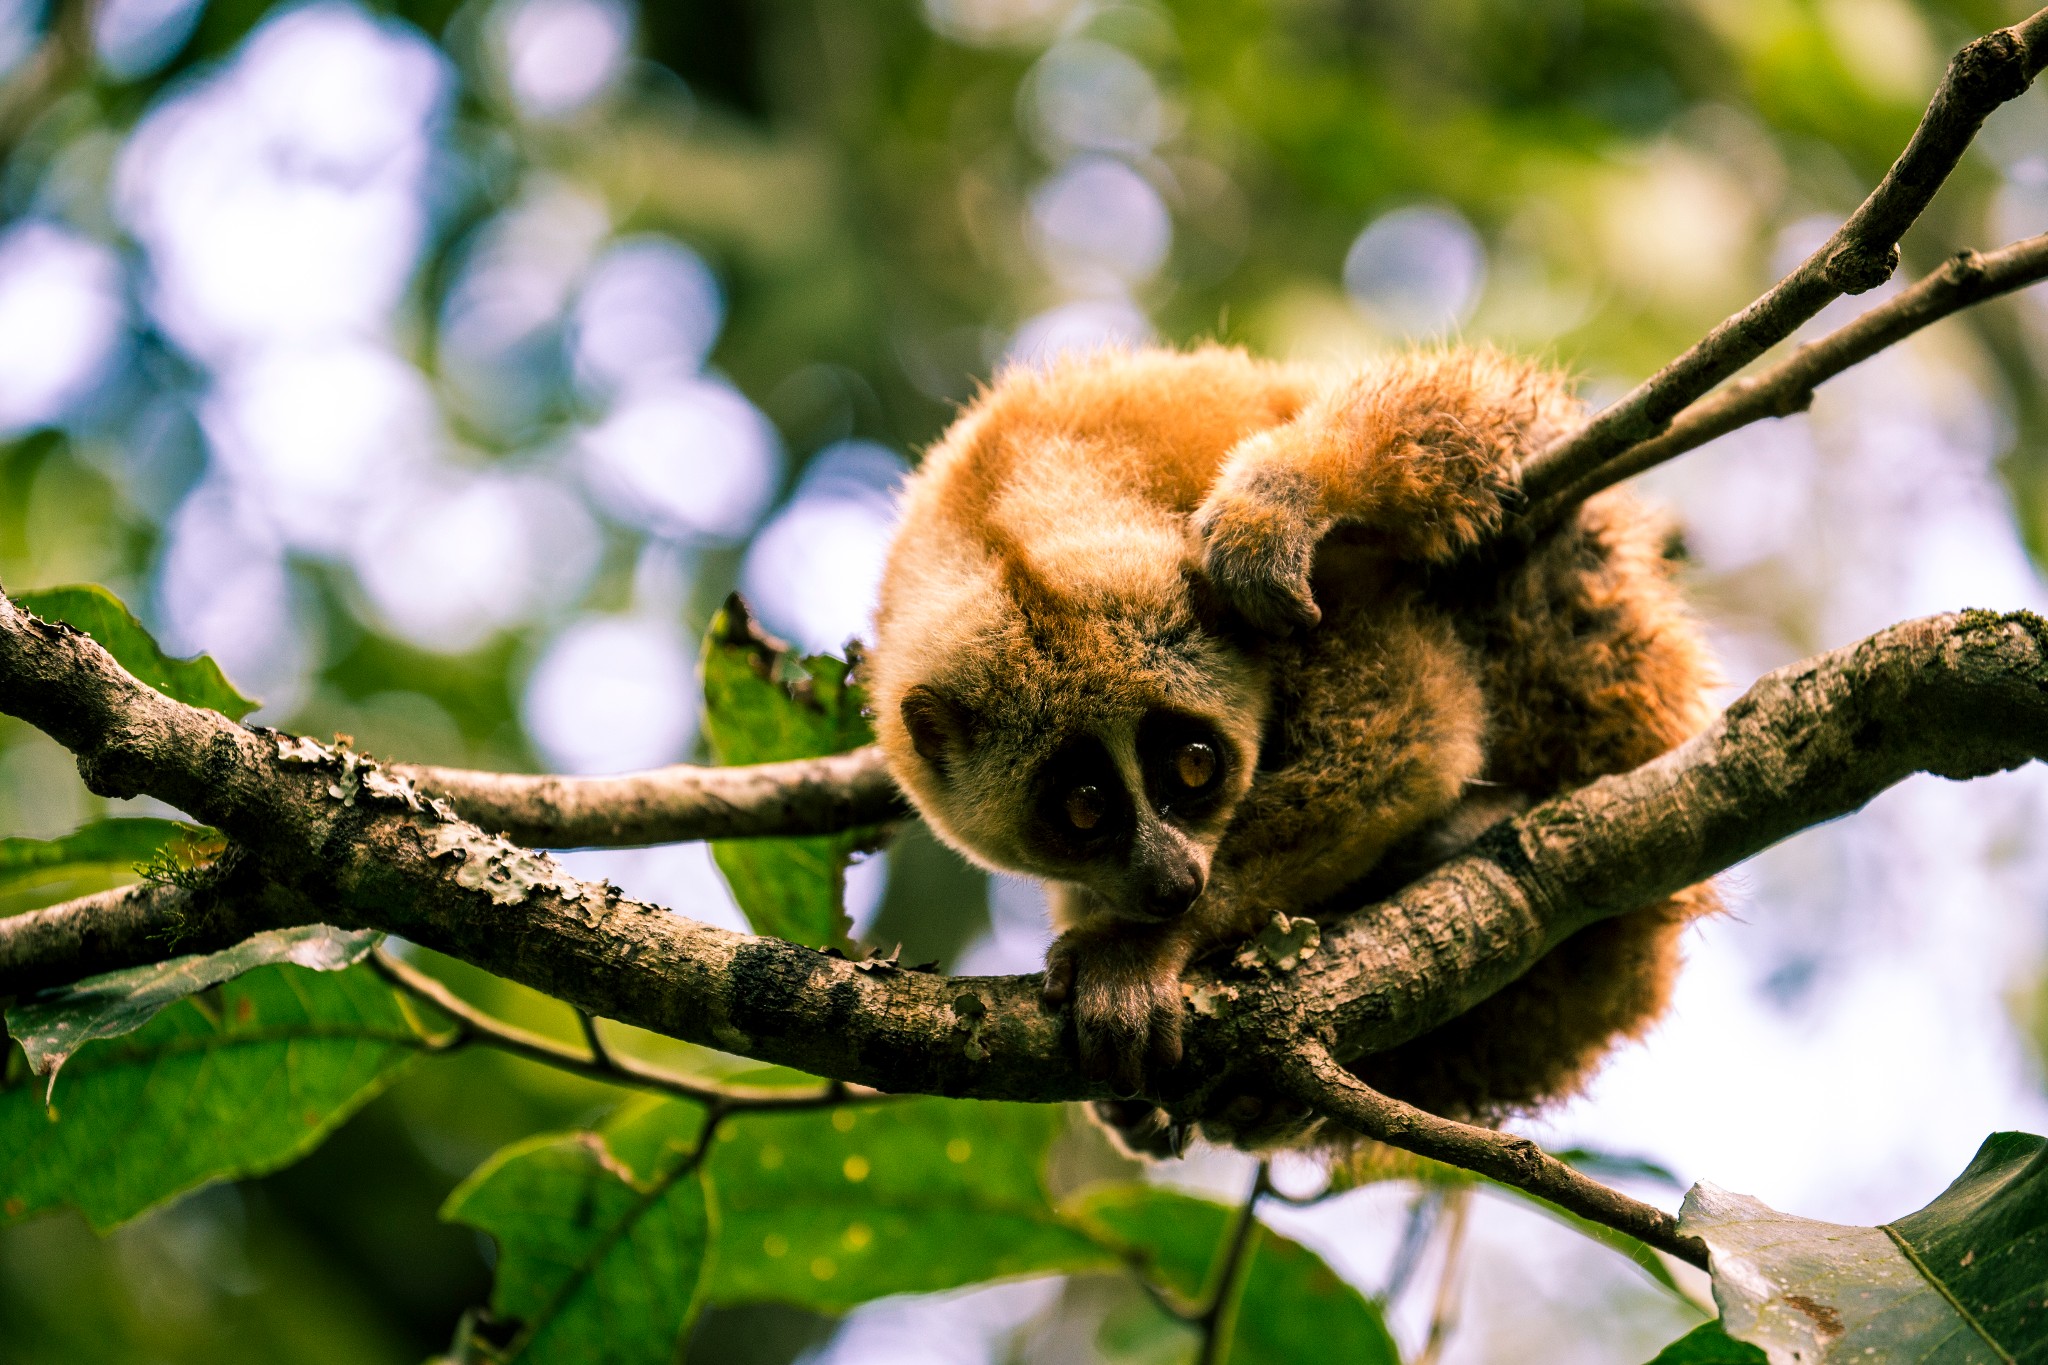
1342;204;1486;338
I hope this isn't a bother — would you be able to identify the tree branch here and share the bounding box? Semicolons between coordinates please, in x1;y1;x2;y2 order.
7;596;2048;1100
389;749;906;848
1279;1046;1705;1268
1526;232;2048;522
7;591;2048;1250
1516;7;2048;503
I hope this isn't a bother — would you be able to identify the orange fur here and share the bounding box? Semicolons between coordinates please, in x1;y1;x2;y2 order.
869;344;1716;1140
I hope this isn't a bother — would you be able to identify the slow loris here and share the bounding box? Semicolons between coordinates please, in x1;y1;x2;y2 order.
867;344;1714;1148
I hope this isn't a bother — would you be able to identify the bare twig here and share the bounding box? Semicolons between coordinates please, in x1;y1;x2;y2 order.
1279;1045;1706;1269
574;1008;613;1068
1195;1162;1270;1365
1414;1187;1471;1365
370;946;871;1112
1528;233;2048;521
391;749;907;849
1517;8;2048;503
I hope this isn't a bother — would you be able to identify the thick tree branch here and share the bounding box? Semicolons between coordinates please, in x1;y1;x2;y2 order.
5;590;2046;1109
1517;7;2048;504
7;593;2048;1249
390;748;907;848
1527;232;2048;524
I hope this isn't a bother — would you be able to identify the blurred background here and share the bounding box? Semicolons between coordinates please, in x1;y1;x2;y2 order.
4;0;2048;1360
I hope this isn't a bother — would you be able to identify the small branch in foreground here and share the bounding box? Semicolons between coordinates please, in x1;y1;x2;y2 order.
1414;1187;1471;1365
1279;1045;1707;1270
1527;232;2048;522
574;1008;612;1069
1517;7;2048;503
369;946;871;1112
391;748;907;849
1195;1162;1270;1365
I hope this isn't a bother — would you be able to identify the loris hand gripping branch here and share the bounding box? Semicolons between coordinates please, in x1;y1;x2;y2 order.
867;345;1714;1152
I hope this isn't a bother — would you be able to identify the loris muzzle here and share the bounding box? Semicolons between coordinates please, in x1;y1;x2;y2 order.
867;343;1715;1150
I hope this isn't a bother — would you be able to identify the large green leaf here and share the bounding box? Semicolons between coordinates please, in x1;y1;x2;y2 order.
442;1102;712;1365
0;817;216;917
1065;1183;1399;1365
702;1096;1112;1310
17;584;258;720
7;924;383;1078
700;595;877;950
1643;1322;1768;1363
0;963;434;1230
1681;1131;2048;1364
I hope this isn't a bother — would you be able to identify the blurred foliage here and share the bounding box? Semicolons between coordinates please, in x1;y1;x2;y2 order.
6;0;2048;1359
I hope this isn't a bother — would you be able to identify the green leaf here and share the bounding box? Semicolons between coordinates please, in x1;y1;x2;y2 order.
443;1103;712;1365
702;1097;1112;1310
0;963;432;1230
7;924;383;1078
1682;1130;2048;1364
1064;1183;1399;1365
0;817;218;917
700;595;878;950
17;584;258;720
1643;1322;1769;1363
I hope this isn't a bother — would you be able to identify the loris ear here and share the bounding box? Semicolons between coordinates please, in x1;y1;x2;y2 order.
900;684;973;772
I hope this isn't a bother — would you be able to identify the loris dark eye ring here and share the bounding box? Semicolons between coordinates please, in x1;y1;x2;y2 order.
1065;785;1107;831
1173;742;1217;790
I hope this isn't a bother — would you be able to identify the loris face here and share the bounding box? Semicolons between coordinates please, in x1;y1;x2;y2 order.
881;607;1269;923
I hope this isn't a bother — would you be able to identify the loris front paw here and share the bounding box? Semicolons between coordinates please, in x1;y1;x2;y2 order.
1042;930;1189;1097
1193;459;1325;636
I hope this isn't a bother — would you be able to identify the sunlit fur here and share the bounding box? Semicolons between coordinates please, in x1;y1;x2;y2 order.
869;343;1715;1140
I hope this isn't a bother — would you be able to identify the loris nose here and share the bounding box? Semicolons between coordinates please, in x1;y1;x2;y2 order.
1141;855;1205;918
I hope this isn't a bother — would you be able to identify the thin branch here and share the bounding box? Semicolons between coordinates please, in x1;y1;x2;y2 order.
390;749;907;849
1195;1162;1270;1365
1414;1187;1471;1365
1517;7;2048;504
1528;233;2048;522
1380;1190;1442;1307
369;946;868;1112
574;1008;613;1069
1280;1045;1705;1269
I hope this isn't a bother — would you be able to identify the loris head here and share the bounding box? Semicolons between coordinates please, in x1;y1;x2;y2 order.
869;443;1267;922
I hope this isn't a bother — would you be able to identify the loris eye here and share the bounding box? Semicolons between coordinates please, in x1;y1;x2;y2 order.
1064;785;1107;831
1173;742;1217;790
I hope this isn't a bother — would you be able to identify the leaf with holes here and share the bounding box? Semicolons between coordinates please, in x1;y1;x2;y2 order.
7;924;383;1078
703;1097;1110;1310
0;817;220;916
1064;1182;1399;1365
0;963;433;1230
1682;1130;2048;1363
17;584;258;720
443;1101;711;1365
700;594;878;950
